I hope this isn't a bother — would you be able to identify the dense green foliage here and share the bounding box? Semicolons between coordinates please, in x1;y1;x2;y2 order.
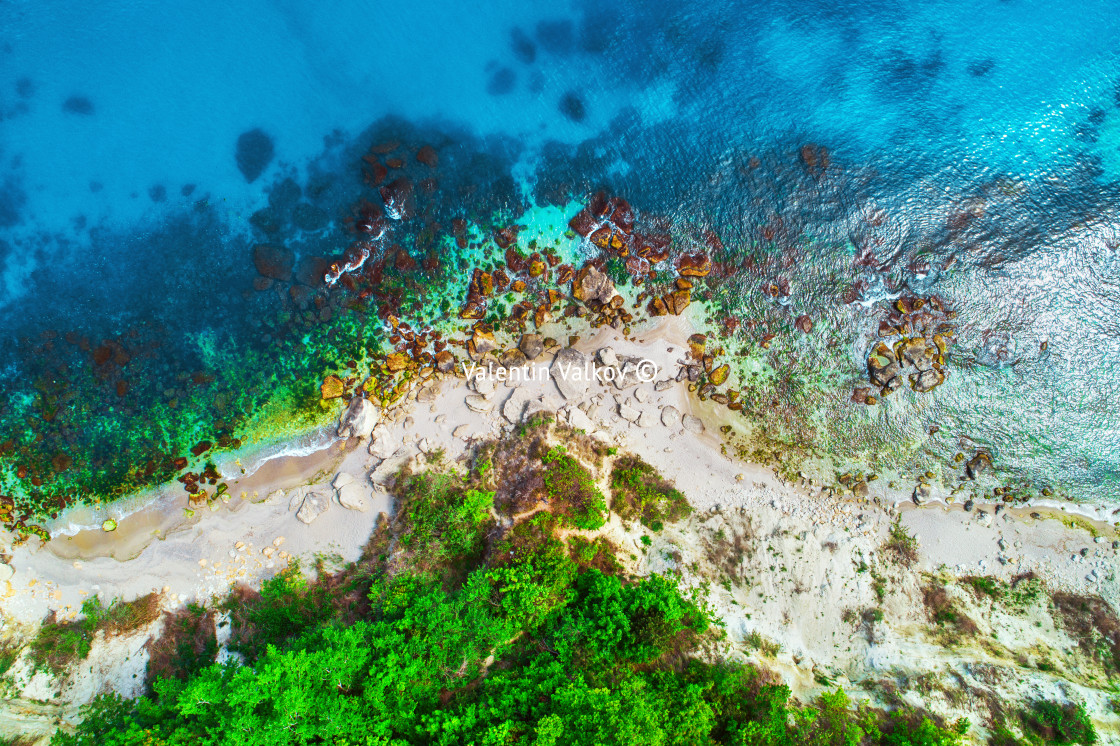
395;470;495;564
610;455;691;530
541;446;607;530
55;460;974;746
1020;701;1097;745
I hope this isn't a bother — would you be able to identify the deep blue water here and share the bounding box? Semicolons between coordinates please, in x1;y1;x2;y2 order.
3;0;1120;504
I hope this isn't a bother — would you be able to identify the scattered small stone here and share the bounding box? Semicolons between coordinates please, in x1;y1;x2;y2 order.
654;379;674;392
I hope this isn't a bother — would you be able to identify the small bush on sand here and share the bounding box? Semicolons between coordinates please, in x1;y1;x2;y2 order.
884;517;919;566
610;455;691;530
1021;700;1097;745
144;603;217;686
541;446;606;530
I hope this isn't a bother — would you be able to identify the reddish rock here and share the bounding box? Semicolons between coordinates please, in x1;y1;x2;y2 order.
505;247;528;273
361;155;388;186
252;244;295;281
435;350;454;373
459;302;486;320
796;315;813;333
568;207;598;237
379;177;415;220
677;252;712;277
416;145;439;167
493;226;520;249
607;197;634;232
451;218;467;235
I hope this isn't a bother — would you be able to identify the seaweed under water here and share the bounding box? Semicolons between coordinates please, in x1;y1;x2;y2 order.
3;0;1120;531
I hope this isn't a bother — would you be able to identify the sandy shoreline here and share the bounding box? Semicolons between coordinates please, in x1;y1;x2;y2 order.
1;316;1118;741
2;316;1116;624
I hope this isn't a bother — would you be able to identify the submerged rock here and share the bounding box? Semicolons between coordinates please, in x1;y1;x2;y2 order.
252;244;294;281
63;95;94;115
235;128;275;183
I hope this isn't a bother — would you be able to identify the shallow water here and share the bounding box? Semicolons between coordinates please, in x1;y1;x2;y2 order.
3;0;1120;516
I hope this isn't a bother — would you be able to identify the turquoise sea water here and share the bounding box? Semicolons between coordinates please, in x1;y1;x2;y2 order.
3;0;1120;513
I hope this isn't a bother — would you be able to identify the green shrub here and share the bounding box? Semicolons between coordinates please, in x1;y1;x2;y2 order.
1022;700;1097;745
885;517;919;565
29;597;105;676
963;576;1002;598
395;470;495;563
568;535;623;574
610;455;691;529
541;446;607;530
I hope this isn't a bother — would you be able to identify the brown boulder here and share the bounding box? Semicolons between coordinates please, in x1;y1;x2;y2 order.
252;244;295;281
677;252;712;277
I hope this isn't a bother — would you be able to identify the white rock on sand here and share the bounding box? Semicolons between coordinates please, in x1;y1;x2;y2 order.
0;563;13;582
682;414;705;433
551;348;591;400
368;424;395;458
661;405;682;428
337;396;380;439
597;347;619;367
566;406;597;434
296;492;329;524
637;409;659;428
465;394;493;413
370;449;411;486
502;388;534;423
332;472;369;512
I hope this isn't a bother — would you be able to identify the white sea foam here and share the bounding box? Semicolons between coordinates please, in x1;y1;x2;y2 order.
44;427;338;539
214;426;339;481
